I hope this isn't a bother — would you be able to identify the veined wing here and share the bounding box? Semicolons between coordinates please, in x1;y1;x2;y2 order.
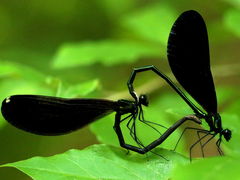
167;10;217;114
1;95;118;135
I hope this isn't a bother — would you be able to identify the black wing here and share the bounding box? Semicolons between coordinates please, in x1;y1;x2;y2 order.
167;10;217;114
1;95;119;135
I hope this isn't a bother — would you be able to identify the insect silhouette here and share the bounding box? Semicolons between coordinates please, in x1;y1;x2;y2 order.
1;10;231;159
122;10;231;158
1;95;141;135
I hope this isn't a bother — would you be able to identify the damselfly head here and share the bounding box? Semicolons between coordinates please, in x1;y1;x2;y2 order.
222;129;232;141
139;94;148;107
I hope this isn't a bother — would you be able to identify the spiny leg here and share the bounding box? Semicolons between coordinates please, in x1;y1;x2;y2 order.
120;113;133;123
137;108;168;158
122;113;145;147
132;116;144;147
138;119;163;136
132;115;170;161
196;130;205;158
201;133;217;149
189;132;210;161
216;138;224;156
125;114;134;133
126;115;135;139
122;113;135;140
139;119;168;130
126;114;141;144
147;149;169;161
196;130;214;158
217;139;223;155
128;121;168;160
199;133;217;157
131;108;169;160
139;106;168;130
174;127;208;151
137;106;164;136
114;113;148;154
126;113;146;148
128;106;164;147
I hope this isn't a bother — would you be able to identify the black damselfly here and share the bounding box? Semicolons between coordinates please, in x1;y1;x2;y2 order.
1;10;231;160
122;10;231;159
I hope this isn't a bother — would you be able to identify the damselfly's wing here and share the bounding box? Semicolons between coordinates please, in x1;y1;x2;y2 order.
1;95;118;135
167;10;217;114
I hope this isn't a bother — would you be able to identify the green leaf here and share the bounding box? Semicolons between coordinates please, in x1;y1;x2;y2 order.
224;9;240;37
172;156;240;180
0;117;5;129
0;61;46;82
0;79;53;96
223;0;240;7
0;61;56;98
0;48;51;68
98;0;136;16
2;144;188;180
61;79;99;97
0;61;100;98
217;86;238;106
224;97;240;116
52;40;160;69
90;114;118;146
121;3;177;45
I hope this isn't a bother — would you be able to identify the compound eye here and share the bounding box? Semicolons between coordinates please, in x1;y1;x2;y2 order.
223;129;232;141
139;94;149;106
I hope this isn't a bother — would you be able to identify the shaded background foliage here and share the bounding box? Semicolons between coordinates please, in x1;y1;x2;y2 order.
0;0;239;179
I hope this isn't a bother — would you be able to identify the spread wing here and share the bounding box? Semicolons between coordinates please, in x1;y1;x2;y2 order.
1;95;118;135
167;10;217;114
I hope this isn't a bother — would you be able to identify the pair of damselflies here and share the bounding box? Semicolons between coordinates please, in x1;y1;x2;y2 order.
1;10;231;159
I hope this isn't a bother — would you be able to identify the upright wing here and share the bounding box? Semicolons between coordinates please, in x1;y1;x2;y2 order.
1;95;119;135
167;10;217;114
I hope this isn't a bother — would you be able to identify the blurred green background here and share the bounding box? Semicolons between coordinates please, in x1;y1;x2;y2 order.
0;0;239;179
